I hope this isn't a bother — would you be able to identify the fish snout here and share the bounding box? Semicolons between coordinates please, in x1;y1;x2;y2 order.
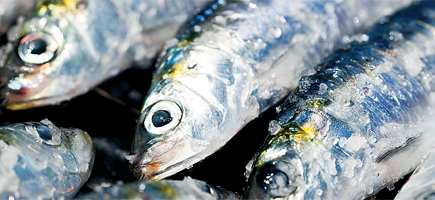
0;70;49;110
130;136;205;181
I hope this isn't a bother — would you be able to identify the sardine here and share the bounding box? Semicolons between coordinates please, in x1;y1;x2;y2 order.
130;0;415;180
244;1;435;199
395;148;435;200
0;0;38;34
0;0;210;110
77;176;239;200
0;119;95;199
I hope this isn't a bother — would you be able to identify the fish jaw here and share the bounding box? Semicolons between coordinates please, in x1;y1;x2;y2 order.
131;134;209;181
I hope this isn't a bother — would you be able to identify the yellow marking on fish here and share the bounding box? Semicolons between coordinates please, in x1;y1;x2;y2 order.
35;0;78;17
155;184;178;198
177;39;192;48
272;123;322;144
299;124;317;141
38;6;48;15
0;133;11;141
5;101;37;111
162;62;195;79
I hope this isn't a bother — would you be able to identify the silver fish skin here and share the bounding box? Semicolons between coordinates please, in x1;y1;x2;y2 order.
77;176;239;200
0;119;95;199
0;0;210;110
0;0;38;34
395;148;435;200
130;0;415;181
244;2;435;199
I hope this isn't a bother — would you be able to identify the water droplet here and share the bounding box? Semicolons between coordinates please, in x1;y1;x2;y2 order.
139;183;146;191
353;17;359;24
318;83;328;94
275;106;282;113
316;189;323;196
268;120;281;136
193;25;201;33
248;2;257;8
245;96;260;120
387;183;395;191
272;27;282;38
339;137;347;147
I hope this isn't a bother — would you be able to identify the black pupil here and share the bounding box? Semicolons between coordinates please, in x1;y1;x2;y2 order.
28;39;47;54
152;110;173;127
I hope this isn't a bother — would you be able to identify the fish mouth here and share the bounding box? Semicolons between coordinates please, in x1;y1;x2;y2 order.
0;77;52;110
3;95;47;110
132;157;187;181
130;137;207;181
1;85;73;110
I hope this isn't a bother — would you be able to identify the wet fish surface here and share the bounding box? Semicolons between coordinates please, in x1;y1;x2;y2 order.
130;0;415;181
244;1;435;199
0;0;210;110
395;148;435;200
77;176;239;200
0;0;38;34
0;119;95;199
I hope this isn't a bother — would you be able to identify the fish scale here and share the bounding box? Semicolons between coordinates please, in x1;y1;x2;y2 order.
131;0;415;181
245;1;435;199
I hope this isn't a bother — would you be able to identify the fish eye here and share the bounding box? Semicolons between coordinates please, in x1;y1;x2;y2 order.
17;32;59;64
144;100;182;135
256;161;297;198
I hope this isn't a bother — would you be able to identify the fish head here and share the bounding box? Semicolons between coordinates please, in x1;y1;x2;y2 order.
0;119;95;198
131;78;226;180
130;43;237;180
0;0;95;110
244;148;306;200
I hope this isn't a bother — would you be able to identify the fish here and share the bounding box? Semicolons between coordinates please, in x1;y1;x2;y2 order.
77;176;239;200
0;0;211;110
0;0;38;34
395;148;435;200
244;1;435;199
0;119;95;199
130;0;415;181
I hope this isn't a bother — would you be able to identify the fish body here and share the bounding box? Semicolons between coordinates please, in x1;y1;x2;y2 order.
0;0;210;110
77;176;239;200
131;0;414;180
395;149;435;200
0;119;95;199
245;2;435;199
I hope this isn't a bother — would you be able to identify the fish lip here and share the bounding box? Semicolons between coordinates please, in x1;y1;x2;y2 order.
1;90;72;110
130;140;179;180
132;158;186;181
130;136;205;181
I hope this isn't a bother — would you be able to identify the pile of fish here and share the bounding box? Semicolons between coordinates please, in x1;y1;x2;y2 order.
1;0;435;199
